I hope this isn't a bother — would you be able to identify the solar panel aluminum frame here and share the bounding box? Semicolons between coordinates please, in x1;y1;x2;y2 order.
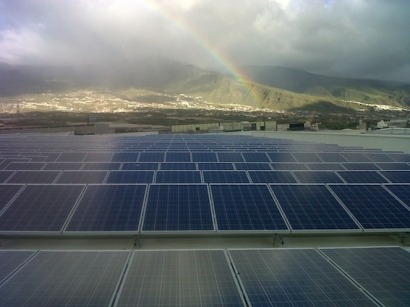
140;184;217;236
112;249;247;307
268;183;363;235
327;183;410;234
209;183;291;236
0;184;86;236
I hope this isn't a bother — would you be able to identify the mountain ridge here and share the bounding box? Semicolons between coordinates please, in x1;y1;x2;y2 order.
1;59;409;113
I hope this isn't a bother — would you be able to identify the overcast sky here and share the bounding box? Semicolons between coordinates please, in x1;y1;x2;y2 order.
1;0;409;82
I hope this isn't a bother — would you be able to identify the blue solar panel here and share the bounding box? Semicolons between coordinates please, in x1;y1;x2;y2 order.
341;163;379;170
160;162;197;170
235;162;271;170
248;171;296;183
82;162;121;170
217;152;244;162
317;152;347;162
379;171;410;183
5;162;45;170
66;184;146;232
292;152;322;162
0;185;23;212
337;171;388;183
111;152;139;162
293;171;344;183
0;251;129;306
376;162;410;170
115;250;244;306
267;152;296;162
155;171;202;183
229;249;375;306
271;185;360;230
56;152;87;162
321;247;410;307
138;152;165;162
242;152;270;162
0;185;84;232
384;184;410;206
0;250;36;284
389;153;410;162
165;152;191;162
0;171;14;183
56;171;107;184
270;163;309;170
197;162;234;170
122;162;158;170
106;171;154;183
192;152;217;162
7;171;60;184
341;152;372;162
143;185;213;231
210;184;288;231
203;171;249;183
306;163;345;170
43;162;83;170
365;153;395;162
329;184;410;230
84;152;113;162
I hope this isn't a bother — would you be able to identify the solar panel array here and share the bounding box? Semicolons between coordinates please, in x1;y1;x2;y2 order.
0;133;409;235
0;247;408;306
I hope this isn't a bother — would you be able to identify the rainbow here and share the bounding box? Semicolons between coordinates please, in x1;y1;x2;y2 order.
143;1;264;106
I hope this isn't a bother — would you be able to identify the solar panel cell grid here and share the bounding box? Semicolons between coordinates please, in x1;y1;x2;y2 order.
192;152;218;162
0;250;36;284
7;171;60;184
0;171;14;183
384;184;410;206
292;152;322;162
379;171;410;183
5;162;45;170
160;162;197;170
165;152;191;162
0;185;23;212
143;184;214;231
270;163;309;170
122;162;159;170
106;171;154;184
329;184;410;230
115;250;244;306
341;163;379;170
376;163;410;170
293;171;344;183
202;171;249;183
321;247;410;307
217;152;244;162
271;185;359;230
211;184;288;231
248;171;297;183
138;152;165;162
66;184;146;232
0;251;129;307
337;171;388;183
155;171;202;183
229;249;375;306
0;185;84;232
235;162;272;170
56;171;107;184
242;152;270;162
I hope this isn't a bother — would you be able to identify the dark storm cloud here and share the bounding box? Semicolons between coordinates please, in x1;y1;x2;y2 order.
1;0;409;82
